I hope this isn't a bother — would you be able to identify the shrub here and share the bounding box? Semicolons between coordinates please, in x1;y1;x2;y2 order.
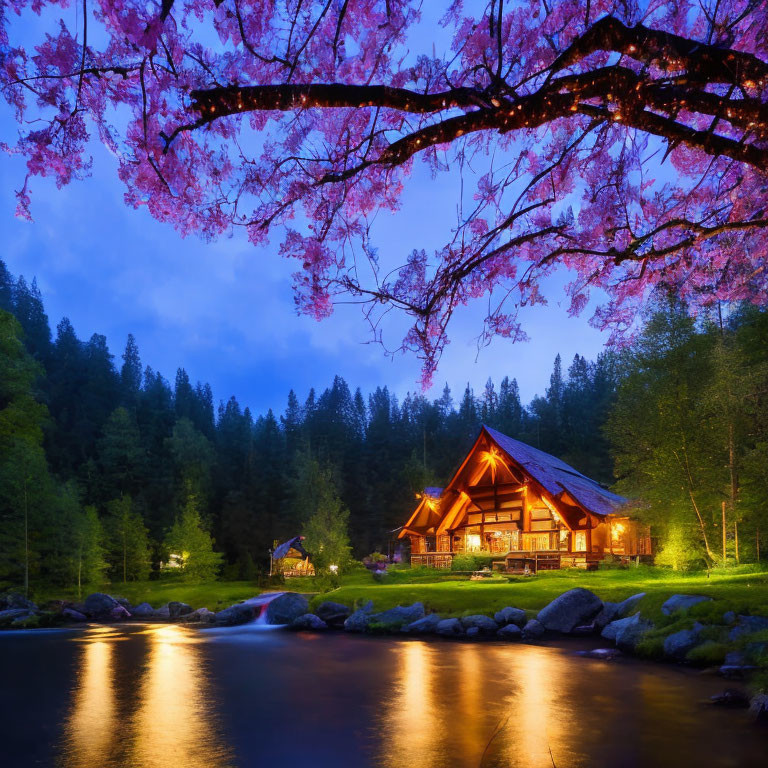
654;525;707;571
451;553;495;572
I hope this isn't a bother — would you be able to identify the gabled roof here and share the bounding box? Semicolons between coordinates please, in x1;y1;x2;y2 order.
482;425;626;517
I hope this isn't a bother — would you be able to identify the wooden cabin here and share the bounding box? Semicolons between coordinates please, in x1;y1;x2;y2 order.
399;425;650;571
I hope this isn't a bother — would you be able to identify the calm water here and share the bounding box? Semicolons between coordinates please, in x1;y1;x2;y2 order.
0;623;765;767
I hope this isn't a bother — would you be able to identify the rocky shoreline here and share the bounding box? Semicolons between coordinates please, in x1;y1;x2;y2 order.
3;586;767;722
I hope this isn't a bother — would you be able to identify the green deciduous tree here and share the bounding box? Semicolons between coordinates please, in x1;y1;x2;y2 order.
105;496;152;582
71;506;108;597
163;487;222;581
0;311;52;595
298;455;352;573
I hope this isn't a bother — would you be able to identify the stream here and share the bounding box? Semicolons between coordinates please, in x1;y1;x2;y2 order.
0;623;765;767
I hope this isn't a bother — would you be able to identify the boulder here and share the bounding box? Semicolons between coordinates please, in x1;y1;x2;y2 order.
111;605;131;620
613;613;652;652
62;608;87;622
0;608;32;626
12;613;40;628
83;592;119;618
153;603;171;619
494;607;527;627
729;615;768;641
214;603;256;626
661;594;712;616
744;642;768;664
522;619;545;640
537;588;602;633
749;694;768;725
570;622;598;636
466;626;481;638
265;593;310;625
185;607;216;624
460;615;498;636
435;618;464;637
497;623;522;640
0;591;37;612
663;622;704;660
314;601;351;627
594;602;619;630
131;602;155;617
718;665;757;680
616;593;646;617
344;607;373;633
722;610;737;625
168;601;193;619
290;613;328;631
401;614;443;634
709;689;751;708
113;596;132;611
369;603;425;631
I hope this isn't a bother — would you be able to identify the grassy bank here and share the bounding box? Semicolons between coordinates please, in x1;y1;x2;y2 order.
306;564;768;618
33;580;266;612
28;564;768;618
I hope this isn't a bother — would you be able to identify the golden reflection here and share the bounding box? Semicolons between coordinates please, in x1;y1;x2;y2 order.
500;646;570;767
381;641;574;768
381;641;443;766
132;624;232;768
63;626;119;768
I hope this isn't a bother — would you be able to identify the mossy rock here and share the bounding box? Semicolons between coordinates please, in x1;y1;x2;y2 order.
635;635;665;660
686;641;729;666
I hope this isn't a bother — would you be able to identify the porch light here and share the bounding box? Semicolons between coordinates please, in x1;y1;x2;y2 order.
329;564;339;574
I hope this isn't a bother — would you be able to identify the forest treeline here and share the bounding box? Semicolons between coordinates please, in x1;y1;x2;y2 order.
1;256;767;593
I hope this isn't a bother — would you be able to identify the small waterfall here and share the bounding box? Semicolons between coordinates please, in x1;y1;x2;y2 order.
204;592;287;637
242;593;286;626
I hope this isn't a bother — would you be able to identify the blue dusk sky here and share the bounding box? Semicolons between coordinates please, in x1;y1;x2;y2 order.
0;6;611;418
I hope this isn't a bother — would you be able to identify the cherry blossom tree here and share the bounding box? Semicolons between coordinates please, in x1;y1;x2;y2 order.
1;1;767;384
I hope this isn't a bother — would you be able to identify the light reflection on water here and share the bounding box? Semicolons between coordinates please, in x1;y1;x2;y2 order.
39;625;765;768
380;641;580;768
61;624;232;768
62;627;119;768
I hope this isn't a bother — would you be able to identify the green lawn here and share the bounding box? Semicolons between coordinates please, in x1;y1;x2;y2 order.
306;564;768;619
32;564;768;619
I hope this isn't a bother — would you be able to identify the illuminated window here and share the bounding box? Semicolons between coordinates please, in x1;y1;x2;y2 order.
574;532;587;551
466;534;482;551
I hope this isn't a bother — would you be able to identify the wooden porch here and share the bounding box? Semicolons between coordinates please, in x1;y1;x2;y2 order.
409;549;605;572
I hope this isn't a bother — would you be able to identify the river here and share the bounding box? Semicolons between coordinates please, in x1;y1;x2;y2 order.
0;623;764;767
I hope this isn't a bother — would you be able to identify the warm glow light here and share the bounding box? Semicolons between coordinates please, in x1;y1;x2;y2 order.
132;625;232;768
480;446;508;482
329;564;339;573
63;628;118;767
612;522;626;542
466;533;482;551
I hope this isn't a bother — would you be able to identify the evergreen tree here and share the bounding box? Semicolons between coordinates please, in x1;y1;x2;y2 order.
0;260;13;312
11;276;51;362
98;407;146;500
120;333;142;406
